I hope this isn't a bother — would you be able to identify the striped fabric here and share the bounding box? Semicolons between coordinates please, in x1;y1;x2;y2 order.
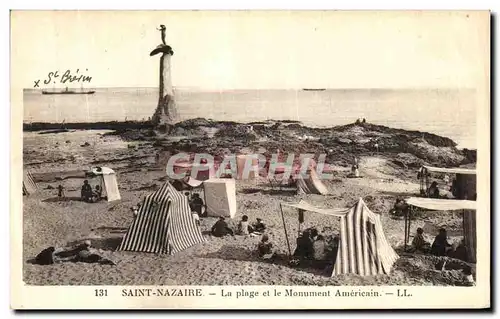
283;198;399;276
23;170;38;195
118;182;205;255
333;198;399;276
463;210;476;263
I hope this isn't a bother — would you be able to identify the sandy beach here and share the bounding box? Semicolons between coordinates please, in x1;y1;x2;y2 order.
22;121;475;286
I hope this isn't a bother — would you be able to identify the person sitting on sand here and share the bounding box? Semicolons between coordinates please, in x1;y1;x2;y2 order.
431;228;452;256
237;215;259;236
428;181;440;198
211;217;234;237
190;193;205;217
92;185;102;202
257;234;275;260
253;218;266;233
313;235;327;261
411;227;430;253
451;239;468;261
81;180;93;202
293;229;315;260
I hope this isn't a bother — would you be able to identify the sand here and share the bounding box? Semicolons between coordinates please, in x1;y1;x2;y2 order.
22;129;474;286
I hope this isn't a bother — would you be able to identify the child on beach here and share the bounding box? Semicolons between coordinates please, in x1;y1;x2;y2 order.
237;215;259;236
411;227;430;253
257;234;275;260
57;184;65;198
253;218;266;233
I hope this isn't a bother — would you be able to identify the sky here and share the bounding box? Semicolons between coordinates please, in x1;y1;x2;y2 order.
11;11;489;90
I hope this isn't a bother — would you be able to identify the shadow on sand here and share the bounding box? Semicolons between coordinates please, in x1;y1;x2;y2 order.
198;245;331;276
65;236;124;251
239;188;297;196
42;196;83;203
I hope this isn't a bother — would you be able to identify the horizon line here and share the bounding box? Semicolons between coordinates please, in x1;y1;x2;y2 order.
24;86;477;92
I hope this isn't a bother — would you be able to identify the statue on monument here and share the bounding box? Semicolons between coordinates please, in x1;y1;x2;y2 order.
150;24;178;129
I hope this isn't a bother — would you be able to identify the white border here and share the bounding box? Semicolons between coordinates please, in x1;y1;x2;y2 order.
4;0;498;317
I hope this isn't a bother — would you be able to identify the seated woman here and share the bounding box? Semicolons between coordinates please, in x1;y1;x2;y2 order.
293;230;314;261
211;217;234;237
411;227;431;253
257;235;275;260
428;181;440;198
431;228;452;256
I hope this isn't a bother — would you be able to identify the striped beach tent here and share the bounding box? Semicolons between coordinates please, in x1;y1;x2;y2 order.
282;198;399;276
23;169;38;195
118;182;205;255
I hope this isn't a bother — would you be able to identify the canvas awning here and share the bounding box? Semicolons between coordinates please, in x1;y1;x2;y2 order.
90;166;115;175
282;200;347;216
405;197;476;211
422;165;476;175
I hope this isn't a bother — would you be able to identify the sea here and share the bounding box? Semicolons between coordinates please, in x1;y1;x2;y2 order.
23;88;477;149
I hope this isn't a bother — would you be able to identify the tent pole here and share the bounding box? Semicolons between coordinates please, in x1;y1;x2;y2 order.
404;207;408;252
407;206;412;243
279;203;292;259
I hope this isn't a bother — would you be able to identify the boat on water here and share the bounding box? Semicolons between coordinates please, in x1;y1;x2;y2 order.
42;87;95;95
302;88;326;91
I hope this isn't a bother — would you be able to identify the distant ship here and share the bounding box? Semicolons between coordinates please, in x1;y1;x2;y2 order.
302;88;326;91
42;87;95;95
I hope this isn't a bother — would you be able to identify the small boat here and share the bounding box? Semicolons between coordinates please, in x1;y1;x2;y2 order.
302;88;326;91
42;87;95;95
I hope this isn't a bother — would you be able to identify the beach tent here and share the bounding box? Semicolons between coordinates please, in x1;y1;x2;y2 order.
404;197;477;263
236;154;259;180
204;178;237;218
23;169;38;195
295;166;329;195
281;198;399;276
89;167;121;202
118;182;205;255
419;165;476;200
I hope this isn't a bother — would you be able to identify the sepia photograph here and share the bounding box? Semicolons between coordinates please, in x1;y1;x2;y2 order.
10;10;490;309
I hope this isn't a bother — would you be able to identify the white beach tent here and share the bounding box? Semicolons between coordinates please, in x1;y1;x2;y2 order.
296;166;329;195
236;154;259;180
23;169;38;195
89;166;121;202
404;197;477;263
203;178;237;218
281;198;399;276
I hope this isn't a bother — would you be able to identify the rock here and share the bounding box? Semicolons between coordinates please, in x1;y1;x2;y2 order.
46;185;54;189
393;153;425;169
65;140;71;144
337;138;352;144
81;142;91;147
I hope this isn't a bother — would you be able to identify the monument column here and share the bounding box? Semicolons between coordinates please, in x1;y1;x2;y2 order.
150;25;178;127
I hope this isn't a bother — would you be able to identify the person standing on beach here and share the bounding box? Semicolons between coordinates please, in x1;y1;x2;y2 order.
57;184;65;199
81;180;92;202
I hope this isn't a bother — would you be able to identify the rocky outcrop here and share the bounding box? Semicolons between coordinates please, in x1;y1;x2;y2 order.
111;118;476;168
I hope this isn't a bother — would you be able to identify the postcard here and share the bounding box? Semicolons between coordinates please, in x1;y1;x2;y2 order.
10;10;490;309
